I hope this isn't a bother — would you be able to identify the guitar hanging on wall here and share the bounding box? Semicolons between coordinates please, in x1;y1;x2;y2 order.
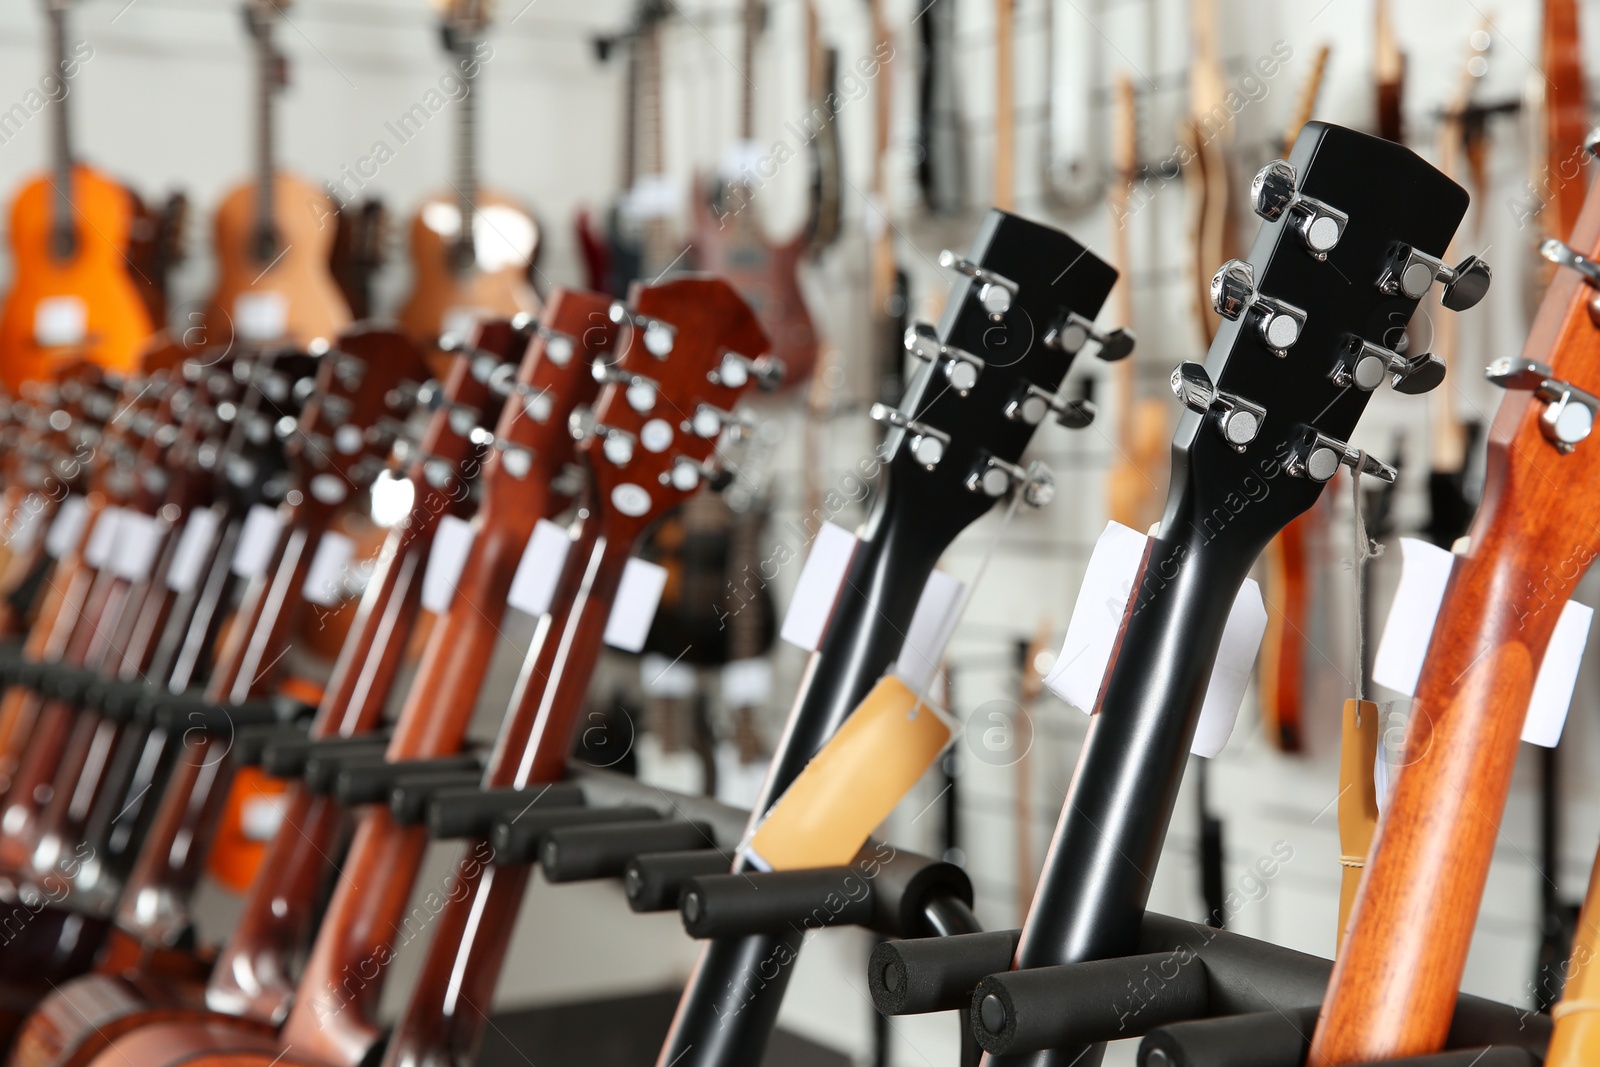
399;0;541;379
197;0;350;355
0;0;154;390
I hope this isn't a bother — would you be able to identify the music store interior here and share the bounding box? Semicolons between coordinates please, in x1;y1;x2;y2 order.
0;0;1595;1065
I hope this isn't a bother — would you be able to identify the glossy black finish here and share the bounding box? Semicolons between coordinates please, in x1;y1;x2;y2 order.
656;210;1117;1067
997;123;1470;1066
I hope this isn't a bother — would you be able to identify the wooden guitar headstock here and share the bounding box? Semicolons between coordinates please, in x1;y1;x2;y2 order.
578;277;771;539
1166;122;1478;561
243;0;290;87
435;0;493;48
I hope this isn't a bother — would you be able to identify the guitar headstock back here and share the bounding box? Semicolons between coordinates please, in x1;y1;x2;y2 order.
435;0;493;50
581;277;772;540
1166;122;1478;563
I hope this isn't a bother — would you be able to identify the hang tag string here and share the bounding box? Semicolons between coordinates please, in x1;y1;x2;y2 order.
1350;456;1375;703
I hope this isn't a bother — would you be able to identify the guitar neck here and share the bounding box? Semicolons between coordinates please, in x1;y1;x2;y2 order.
46;5;75;257
455;38;479;263
739;0;756;140
993;0;1013;211
254;22;278;256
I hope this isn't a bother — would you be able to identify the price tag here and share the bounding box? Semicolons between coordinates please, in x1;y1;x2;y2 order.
168;508;221;594
110;511;164;582
506;519;572;617
34;296;86;346
627;174;681;220
603;558;669;652
641;652;697;697
231;504;283;579
45;496;89;559
421;515;476;613
894;570;967;695
1045;521;1268;758
722;658;773;708
779;522;859;652
84;507;124;569
302;532;356;607
1374;537;1591;748
234;292;289;342
719;139;766;182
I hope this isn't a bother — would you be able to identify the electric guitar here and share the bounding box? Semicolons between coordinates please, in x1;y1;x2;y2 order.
197;0;350;355
1309;148;1600;1067
987;122;1480;1067
398;0;541;380
0;0;153;390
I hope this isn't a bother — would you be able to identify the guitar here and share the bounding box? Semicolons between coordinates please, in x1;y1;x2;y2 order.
1179;0;1238;351
804;2;844;251
659;211;1123;1066
866;0;909;411
330;198;388;322
991;122;1477;1067
1374;0;1404;144
690;0;818;387
917;0;965;216
398;0;541;380
0;0;153;390
1308;155;1600;1067
198;1;350;355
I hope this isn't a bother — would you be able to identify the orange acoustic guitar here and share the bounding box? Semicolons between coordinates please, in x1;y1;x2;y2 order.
196;0;349;355
0;0;152;390
398;0;540;380
1309;142;1600;1065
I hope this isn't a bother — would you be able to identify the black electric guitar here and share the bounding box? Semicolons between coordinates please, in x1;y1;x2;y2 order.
979;121;1483;1065
656;209;1128;1066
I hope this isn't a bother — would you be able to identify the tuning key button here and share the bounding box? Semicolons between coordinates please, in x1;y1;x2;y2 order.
1539;239;1600;289
662;456;714;492
870;402;951;469
1210;260;1306;355
1171;362;1218;414
1378;245;1492;311
607;304;677;357
1485;356;1599;453
938;250;1019;319
905;323;985;395
1045;312;1135;362
1250;160;1348;259
1170;361;1263;450
535;326;575;366
710;351;784;391
1005;384;1053;425
966;457;1056;506
1287;428;1398;483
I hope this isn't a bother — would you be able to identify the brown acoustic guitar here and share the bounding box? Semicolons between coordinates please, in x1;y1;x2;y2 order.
197;0;349;355
0;0;152;390
1309;144;1600;1065
398;0;541;381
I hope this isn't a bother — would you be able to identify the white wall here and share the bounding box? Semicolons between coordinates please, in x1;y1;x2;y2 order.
20;1;1600;1065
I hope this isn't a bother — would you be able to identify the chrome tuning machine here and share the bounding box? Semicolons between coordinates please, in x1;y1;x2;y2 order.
1286;428;1397;484
1332;336;1446;395
1250;160;1348;259
966;456;1055;507
1539;239;1600;289
1170;361;1266;451
1378;244;1491;311
1045;313;1134;362
607;303;676;357
1004;382;1095;430
660;455;732;493
1210;260;1307;356
870;402;951;469
709;350;784;391
1486;356;1598;453
592;362;659;412
905;322;985;395
938;250;1018;319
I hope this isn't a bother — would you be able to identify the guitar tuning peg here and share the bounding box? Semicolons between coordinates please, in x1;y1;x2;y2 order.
592;362;660;412
1333;336;1446;395
1287;429;1398;483
711;351;784;391
1169;361;1264;451
1378;244;1492;311
1250;159;1348;259
966;457;1056;507
904;322;985;395
1045;313;1135;362
608;303;676;357
1170;362;1217;414
660;455;726;492
531;324;576;366
1485;356;1597;453
1210;260;1307;356
938;250;1019;319
869;402;952;469
684;403;747;440
1539;239;1600;289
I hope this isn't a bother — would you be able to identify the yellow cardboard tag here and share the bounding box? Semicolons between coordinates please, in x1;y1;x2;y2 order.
746;674;954;870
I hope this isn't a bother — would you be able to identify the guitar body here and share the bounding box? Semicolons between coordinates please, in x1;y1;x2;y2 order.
397;188;539;373
0;165;152;389
692;190;818;387
201;174;349;351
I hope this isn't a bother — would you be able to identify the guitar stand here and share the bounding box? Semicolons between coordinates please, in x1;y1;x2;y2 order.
871;912;1550;1064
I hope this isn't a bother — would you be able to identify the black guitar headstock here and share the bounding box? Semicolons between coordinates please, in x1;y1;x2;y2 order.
1163;121;1478;560
874;210;1121;539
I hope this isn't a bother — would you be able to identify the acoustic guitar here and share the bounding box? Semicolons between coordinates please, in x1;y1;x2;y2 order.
1308;145;1600;1067
0;0;153;390
398;0;541;381
986;123;1478;1066
197;0;350;355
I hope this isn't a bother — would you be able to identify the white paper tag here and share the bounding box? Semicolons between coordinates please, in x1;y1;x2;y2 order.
34;295;87;347
241;794;287;842
110;511;164;582
894;570;967;695
506;519;573;617
46;496;89;559
627;173;681;220
84;507;124;569
7;496;46;552
722;657;773;708
779;522;859;652
421;514;475;614
231;504;283;579
167;508;221;594
719;139;766;182
302;532;356;607
1373;536;1591;748
642;652;697;697
1044;521;1267;758
604;558;669;652
234;292;289;342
